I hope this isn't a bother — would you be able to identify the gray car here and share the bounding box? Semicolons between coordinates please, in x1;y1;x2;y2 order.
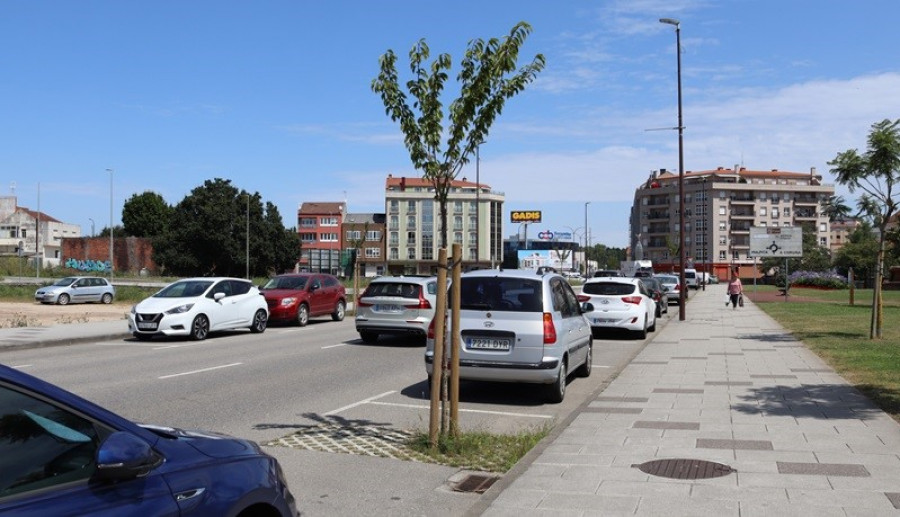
355;276;438;344
424;269;594;403
35;276;115;305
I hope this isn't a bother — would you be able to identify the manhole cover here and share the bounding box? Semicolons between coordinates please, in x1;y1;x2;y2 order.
453;474;499;493
633;459;735;479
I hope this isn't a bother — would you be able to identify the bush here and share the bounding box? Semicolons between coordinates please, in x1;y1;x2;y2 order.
788;270;848;289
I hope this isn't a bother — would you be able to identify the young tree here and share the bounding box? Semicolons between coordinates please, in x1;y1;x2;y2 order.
372;22;545;248
829;118;900;339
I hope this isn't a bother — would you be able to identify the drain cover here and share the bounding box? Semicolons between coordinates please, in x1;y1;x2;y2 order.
633;459;735;479
453;474;499;493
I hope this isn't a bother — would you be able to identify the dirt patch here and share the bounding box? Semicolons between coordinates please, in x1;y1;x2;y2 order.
0;302;131;328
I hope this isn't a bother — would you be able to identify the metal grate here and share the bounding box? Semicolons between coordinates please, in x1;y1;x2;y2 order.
453;474;499;493
633;459;735;479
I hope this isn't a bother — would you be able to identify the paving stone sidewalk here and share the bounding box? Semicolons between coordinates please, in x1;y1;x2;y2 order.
476;284;900;516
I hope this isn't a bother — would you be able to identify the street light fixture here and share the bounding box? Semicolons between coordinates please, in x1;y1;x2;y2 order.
659;17;686;320
107;169;114;281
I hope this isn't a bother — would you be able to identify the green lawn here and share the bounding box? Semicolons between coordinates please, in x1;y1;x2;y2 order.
753;287;900;421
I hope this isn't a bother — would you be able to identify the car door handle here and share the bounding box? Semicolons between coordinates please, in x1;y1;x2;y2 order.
175;488;206;501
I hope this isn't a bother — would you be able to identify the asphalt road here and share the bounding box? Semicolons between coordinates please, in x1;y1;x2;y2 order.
1;314;663;515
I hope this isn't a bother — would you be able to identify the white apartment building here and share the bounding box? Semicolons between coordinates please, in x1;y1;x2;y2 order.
1;195;81;268
384;174;504;275
629;166;834;279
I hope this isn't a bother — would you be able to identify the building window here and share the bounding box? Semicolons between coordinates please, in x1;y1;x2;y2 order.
820;223;827;232
469;215;477;228
454;232;463;244
300;217;316;228
390;248;399;260
468;232;477;246
320;217;338;227
454;216;463;231
719;206;726;215
365;247;381;258
389;232;399;246
819;237;827;246
454;201;463;213
407;200;416;213
783;207;790;217
719;236;727;245
319;232;338;242
719;251;727;260
346;230;361;241
760;207;767;216
390;200;399;213
366;230;381;241
407;231;416;245
759;192;767;200
469;201;477;212
407;248;416;260
389;215;399;230
300;232;316;243
469;248;477;261
719;222;726;231
407;215;416;229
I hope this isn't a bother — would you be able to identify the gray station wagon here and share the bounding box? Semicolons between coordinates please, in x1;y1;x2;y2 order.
35;276;115;305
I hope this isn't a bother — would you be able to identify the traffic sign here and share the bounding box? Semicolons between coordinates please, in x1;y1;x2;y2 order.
749;227;802;257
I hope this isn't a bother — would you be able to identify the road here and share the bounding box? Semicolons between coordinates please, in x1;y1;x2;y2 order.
1;313;664;515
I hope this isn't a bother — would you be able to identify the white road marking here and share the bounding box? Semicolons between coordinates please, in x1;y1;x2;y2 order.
368;401;554;419
159;362;243;379
594;364;611;368
10;364;33;369
321;343;348;349
325;391;395;416
153;342;208;350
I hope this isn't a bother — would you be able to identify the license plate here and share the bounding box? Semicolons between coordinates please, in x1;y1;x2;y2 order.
592;318;616;324
137;322;158;330
467;338;511;351
375;304;402;313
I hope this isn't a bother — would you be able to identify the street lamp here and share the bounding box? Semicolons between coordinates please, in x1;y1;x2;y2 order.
660;17;686;320
584;202;590;275
107;168;114;281
245;194;250;279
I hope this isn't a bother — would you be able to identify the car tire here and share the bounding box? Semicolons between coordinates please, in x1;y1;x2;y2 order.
190;314;210;341
332;301;345;322
57;293;70;306
576;339;592;378
101;293;113;304
296;304;309;327
635;318;647;339
250;309;267;333
648;316;657;333
545;357;567;403
360;331;378;344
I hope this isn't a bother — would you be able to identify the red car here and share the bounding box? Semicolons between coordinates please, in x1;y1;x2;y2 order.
260;273;346;326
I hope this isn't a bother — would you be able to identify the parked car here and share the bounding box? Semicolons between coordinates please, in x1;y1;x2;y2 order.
708;274;720;284
641;277;669;317
592;269;624;278
684;268;699;289
128;277;268;341
654;274;683;305
578;277;656;339
424;269;594;403
260;273;346;326
34;276;115;305
355;276;438;344
0;363;297;516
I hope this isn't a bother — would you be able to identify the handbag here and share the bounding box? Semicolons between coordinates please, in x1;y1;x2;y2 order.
738;294;744;307
724;293;730;306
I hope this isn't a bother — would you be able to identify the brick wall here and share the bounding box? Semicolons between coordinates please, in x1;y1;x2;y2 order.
61;237;157;274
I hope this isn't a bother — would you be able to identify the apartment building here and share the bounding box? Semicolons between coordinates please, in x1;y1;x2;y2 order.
342;212;386;277
830;219;861;253
629;166;834;279
384;174;504;275
297;202;345;275
1;195;81;268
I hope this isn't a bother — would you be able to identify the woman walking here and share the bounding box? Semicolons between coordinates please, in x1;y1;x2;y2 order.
727;269;743;310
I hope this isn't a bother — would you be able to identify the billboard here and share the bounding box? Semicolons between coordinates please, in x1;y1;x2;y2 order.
511;210;542;224
518;249;574;270
749;227;803;257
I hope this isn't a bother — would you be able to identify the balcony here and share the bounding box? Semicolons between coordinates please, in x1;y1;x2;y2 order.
729;194;755;204
794;195;819;205
730;209;755;219
647;210;670;221
795;209;818;220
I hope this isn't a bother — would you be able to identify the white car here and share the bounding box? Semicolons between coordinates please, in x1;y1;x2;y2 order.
128;277;268;341
578;277;656;339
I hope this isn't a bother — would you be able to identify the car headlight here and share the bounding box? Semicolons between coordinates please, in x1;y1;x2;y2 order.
130;305;137;314
280;297;297;306
166;304;195;315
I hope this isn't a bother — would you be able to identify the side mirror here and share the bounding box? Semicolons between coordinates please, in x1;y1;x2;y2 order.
94;432;162;482
214;292;226;302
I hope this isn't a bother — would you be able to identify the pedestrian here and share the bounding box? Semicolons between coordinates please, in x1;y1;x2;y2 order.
727;269;743;310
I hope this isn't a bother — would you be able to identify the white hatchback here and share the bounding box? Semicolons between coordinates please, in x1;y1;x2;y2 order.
128;277;268;341
578;277;657;339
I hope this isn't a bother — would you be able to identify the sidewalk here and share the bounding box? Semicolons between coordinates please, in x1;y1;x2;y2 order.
475;284;900;516
0;319;128;351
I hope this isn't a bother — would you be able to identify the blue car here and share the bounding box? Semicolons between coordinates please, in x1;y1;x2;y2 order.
0;364;297;516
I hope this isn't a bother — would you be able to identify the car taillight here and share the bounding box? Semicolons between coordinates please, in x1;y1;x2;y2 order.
543;313;557;344
576;294;590;303
405;293;432;310
622;296;642;305
357;300;373;308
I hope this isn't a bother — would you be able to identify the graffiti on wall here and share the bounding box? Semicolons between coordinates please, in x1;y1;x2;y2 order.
65;257;113;273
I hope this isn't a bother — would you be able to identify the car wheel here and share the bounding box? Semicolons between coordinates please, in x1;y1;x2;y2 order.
545;357;567;403
360;331;378;343
190;314;210;341
635;318;647;339
296;304;310;327
332;301;345;322
576;339;592;378
250;309;267;333
101;293;113;304
648;315;657;332
655;304;661;318
57;293;70;306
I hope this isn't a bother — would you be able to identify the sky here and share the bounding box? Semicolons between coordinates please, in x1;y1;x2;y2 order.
3;0;900;248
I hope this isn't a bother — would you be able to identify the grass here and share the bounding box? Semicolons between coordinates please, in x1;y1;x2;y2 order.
406;425;552;473
753;287;900;421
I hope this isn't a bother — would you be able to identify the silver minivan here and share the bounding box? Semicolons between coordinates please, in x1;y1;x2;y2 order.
424;269;594;403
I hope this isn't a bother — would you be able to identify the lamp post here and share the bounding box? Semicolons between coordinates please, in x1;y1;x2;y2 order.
660;17;686;320
107;168;114;281
584;202;590;275
88;218;95;238
245;194;250;279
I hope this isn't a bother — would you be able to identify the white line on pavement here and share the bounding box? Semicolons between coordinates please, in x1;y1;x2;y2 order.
325;391;395;416
158;362;243;379
10;364;32;369
368;401;554;419
594;364;611;368
321;343;347;349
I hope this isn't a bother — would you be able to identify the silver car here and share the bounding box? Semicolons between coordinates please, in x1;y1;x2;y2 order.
35;276;115;305
355;276;438;344
424;269;594;403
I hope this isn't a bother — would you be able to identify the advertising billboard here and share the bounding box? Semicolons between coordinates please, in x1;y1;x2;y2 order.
510;210;542;224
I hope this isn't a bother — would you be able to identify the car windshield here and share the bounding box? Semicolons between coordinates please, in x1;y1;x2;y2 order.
52;277;77;287
458;277;542;312
155;280;213;298
583;282;636;296
262;276;308;290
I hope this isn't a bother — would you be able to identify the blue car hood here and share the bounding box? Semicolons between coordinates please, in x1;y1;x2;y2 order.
140;424;261;458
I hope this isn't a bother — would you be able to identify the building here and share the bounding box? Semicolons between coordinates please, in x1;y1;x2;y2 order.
342;213;386;277
629;166;835;279
384;174;504;275
1;195;81;269
830;218;861;253
297;202;346;275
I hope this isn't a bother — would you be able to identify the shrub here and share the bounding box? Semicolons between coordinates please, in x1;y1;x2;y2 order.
788;270;848;289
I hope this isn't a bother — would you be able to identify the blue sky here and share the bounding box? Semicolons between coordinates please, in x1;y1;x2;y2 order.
3;0;899;248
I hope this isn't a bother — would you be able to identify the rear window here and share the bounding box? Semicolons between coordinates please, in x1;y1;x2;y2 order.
685;271;696;278
583;282;636;296
459;277;543;312
364;282;421;299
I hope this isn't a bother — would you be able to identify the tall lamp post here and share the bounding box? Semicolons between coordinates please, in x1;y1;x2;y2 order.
106;169;114;281
245;194;250;279
583;202;591;275
660;17;686;320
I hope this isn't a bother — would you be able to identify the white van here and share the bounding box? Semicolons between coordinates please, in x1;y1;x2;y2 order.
684;268;698;289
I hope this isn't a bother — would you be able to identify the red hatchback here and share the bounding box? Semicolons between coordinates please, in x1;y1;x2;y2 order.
260;273;347;326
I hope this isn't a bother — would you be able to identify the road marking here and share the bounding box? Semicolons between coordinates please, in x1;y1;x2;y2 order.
153;342;208;350
159;362;243;379
10;364;33;369
368;401;553;419
325;391;395;416
321;343;348;349
594;364;611;368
